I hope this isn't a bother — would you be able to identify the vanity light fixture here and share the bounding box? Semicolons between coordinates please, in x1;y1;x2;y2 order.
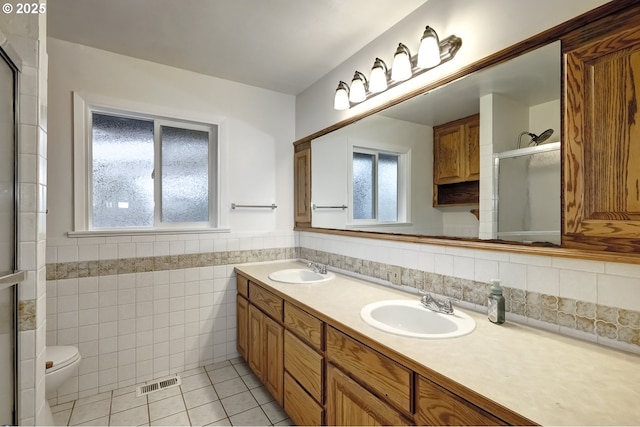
417;26;441;68
369;58;388;93
391;43;413;82
333;26;462;110
334;81;350;110
349;71;368;103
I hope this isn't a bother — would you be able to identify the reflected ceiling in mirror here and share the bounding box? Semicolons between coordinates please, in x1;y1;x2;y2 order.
311;41;561;244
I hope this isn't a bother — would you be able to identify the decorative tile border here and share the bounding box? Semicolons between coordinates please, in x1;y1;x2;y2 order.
18;299;36;331
302;248;640;350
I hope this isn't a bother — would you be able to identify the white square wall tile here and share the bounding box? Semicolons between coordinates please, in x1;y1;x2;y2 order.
526;265;560;295
559;270;597;303
597;274;640;311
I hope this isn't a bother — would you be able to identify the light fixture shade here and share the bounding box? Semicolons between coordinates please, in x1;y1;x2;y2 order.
391;43;412;82
369;58;388;93
417;26;441;69
349;71;368;103
334;81;350;110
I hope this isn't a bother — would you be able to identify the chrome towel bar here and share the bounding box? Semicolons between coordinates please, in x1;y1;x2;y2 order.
231;203;277;209
312;204;347;210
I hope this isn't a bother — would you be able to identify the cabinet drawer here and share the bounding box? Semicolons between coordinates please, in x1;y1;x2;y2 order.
249;282;283;321
236;274;249;298
284;330;323;403
416;375;507;426
284;301;323;350
284;372;324;426
326;326;412;414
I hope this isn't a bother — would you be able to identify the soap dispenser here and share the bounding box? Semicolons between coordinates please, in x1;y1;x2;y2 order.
488;279;505;324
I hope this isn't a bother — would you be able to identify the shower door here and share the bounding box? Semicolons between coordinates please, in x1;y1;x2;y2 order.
0;45;20;426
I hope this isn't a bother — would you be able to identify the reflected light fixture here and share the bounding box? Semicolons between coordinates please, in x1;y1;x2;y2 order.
349;71;368;103
391;43;412;82
334;81;350;110
417;26;441;68
369;58;388;93
333;25;461;110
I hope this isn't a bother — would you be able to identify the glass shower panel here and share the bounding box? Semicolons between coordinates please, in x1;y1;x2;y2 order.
160;126;209;223
0;48;17;426
91;113;155;228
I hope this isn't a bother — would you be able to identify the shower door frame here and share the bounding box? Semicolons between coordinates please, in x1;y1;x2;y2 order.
0;40;22;427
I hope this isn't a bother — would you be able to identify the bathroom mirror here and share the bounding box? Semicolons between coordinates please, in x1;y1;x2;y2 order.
310;41;561;243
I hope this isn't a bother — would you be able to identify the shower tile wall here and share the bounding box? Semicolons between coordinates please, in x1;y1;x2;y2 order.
45;231;296;405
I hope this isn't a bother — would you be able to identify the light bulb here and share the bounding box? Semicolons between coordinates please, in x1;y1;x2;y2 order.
333;81;350;110
369;58;388;93
391;43;412;81
417;26;441;69
349;71;367;103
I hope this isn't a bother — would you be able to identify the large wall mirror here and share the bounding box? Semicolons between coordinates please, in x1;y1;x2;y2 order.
311;41;561;245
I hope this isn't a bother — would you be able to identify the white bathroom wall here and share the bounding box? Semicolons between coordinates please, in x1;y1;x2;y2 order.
45;38;296;403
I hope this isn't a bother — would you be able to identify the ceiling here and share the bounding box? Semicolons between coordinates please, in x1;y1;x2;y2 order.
47;0;428;95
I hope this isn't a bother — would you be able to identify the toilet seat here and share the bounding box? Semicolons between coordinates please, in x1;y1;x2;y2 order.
45;346;80;373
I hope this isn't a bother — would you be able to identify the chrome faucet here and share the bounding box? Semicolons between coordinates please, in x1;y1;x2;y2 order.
421;292;454;314
307;262;328;274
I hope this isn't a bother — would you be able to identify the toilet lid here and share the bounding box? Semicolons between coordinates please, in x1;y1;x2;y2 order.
46;346;80;373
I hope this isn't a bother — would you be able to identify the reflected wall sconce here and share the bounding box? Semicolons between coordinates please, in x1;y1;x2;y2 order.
334;26;461;110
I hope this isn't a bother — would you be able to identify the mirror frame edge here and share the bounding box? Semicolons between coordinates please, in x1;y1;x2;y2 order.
293;0;640;266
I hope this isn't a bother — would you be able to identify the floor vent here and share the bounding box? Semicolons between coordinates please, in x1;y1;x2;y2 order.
136;374;182;397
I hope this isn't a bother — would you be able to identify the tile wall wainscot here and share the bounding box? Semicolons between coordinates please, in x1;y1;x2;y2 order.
45;231;297;405
298;232;640;355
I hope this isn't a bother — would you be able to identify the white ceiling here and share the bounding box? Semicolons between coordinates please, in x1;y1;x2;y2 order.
47;0;428;95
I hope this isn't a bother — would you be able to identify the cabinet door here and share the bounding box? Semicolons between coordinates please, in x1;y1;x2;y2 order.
465;115;480;181
263;314;284;405
434;122;466;184
563;12;640;252
294;142;311;226
237;295;249;361
326;364;411;426
416;375;507;426
247;304;264;380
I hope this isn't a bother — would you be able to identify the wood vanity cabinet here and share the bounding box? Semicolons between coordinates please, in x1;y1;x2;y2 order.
562;7;640;253
433;114;480;207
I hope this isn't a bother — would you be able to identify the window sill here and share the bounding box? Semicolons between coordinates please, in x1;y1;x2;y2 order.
68;227;231;238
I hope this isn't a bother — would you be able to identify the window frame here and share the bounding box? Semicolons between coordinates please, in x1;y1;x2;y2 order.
347;141;411;227
72;92;229;236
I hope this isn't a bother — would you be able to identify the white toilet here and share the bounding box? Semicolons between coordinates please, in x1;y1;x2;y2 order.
43;346;81;426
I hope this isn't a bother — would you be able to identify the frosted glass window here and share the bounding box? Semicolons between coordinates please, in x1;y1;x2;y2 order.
90;112;216;230
353;152;375;219
378;153;398;222
92;114;155;228
161;126;209;222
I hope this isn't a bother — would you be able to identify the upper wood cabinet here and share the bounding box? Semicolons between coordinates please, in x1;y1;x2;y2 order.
563;7;640;252
294;142;311;227
433;114;480;207
434;114;480;185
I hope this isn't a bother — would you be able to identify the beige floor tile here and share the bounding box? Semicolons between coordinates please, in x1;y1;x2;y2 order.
213;377;248;399
261;401;288;424
231;362;251;376
180;366;205;378
229;407;271;426
53;408;71;426
51;401;74;413
74;392;112;407
220;391;258;417
112;384;138;397
208;365;239;384
240;372;262;389
205;360;231;371
148;394;186;421
274;418;294;426
249;386;274;405
187;400;227;426
69;399;112;425
180;372;212;392
109;405;149;426
76;415;109;426
229;357;244;365
206;417;232;426
150;410;191;426
111;391;147;414
183;385;219;409
146;386;181;403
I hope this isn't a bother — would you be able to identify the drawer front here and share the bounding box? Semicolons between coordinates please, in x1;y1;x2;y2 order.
237;274;249;298
284;372;324;426
284;330;323;403
326;326;412;414
249;282;283;321
416;375;507;426
284;301;323;350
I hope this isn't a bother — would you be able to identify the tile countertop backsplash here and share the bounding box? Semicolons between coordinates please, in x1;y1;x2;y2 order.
236;260;640;426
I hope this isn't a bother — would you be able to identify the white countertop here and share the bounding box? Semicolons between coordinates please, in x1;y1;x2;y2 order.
236;261;640;426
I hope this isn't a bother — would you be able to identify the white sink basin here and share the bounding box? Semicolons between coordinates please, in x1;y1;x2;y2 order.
268;268;335;284
360;299;475;339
